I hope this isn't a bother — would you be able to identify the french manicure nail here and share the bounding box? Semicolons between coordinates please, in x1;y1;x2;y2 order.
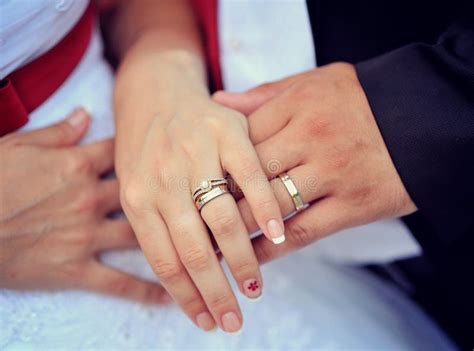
221;311;242;333
196;312;216;332
243;278;262;299
267;219;285;244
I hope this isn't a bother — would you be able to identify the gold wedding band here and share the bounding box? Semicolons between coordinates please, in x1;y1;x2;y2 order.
278;173;306;212
193;178;229;211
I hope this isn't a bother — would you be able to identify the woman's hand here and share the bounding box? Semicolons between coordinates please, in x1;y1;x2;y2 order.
0;109;168;304
214;63;417;263
114;41;284;332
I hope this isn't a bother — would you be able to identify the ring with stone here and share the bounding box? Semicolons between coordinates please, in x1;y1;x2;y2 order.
192;178;228;202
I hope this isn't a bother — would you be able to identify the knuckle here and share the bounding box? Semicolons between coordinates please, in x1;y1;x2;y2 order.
72;185;101;214
142;285;165;303
303;117;332;139
235;158;261;186
326;147;351;171
292;79;316;100
55;123;75;144
207;210;238;238
208;293;234;311
151;258;183;283
169;217;195;237
107;276;134;296
228;111;248;131
66;227;95;248
181;295;205;313
232;260;258;279
287;222;314;247
66;153;94;175
252;197;278;221
180;246;211;272
60;263;86;286
202;114;225;132
348;185;373;207
120;181;150;215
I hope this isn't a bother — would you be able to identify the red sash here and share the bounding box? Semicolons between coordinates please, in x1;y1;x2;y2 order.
190;0;223;91
0;4;94;137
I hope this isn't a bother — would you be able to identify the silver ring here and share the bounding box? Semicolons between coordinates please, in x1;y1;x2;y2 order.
278;173;306;212
195;185;229;211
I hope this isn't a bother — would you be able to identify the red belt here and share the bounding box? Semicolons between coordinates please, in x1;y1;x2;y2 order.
190;0;223;91
0;4;94;137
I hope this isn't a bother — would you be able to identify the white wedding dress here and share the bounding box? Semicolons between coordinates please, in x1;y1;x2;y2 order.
0;1;456;349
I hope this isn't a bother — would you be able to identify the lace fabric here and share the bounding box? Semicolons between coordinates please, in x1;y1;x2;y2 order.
0;4;453;349
0;246;456;350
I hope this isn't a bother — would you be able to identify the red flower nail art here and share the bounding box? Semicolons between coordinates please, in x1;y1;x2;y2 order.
248;280;259;292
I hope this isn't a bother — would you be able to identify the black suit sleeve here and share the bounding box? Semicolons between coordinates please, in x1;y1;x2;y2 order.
355;13;474;248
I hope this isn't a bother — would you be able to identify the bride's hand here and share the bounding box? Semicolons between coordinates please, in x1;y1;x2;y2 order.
114;46;284;332
0;109;169;304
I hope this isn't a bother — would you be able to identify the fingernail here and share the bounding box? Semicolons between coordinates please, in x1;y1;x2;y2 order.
243;278;262;299
267;219;285;244
196;312;216;332
67;108;87;127
221;311;242;333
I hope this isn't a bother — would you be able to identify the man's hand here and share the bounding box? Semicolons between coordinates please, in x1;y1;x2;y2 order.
0;109;169;304
214;62;417;263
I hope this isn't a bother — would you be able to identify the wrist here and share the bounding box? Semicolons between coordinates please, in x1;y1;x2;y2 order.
117;30;208;95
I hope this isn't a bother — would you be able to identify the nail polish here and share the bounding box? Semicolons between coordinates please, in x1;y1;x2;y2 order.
267;219;285;244
243;278;262;299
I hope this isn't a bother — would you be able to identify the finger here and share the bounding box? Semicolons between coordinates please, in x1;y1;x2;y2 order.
160;198;244;333
221;131;285;244
252;197;342;264
254;125;305;179
245;90;296;144
238;164;327;234
81;260;171;304
200;190;263;300
212;71;310;116
92;219;138;251
212;84;281;116
76;138;114;174
122;195;217;332
7;108;89;146
213;88;291;144
97;178;121;214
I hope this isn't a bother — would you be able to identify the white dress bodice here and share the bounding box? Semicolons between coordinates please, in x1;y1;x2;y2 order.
0;1;454;349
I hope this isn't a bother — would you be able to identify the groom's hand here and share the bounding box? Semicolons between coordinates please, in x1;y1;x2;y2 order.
213;63;417;263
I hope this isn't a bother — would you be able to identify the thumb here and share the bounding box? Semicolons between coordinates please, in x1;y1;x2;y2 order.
13;108;90;147
212;81;285;116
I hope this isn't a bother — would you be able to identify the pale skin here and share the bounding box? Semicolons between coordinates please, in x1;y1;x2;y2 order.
213;63;418;263
109;0;417;333
110;0;284;333
0;109;169;304
0;1;418;335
